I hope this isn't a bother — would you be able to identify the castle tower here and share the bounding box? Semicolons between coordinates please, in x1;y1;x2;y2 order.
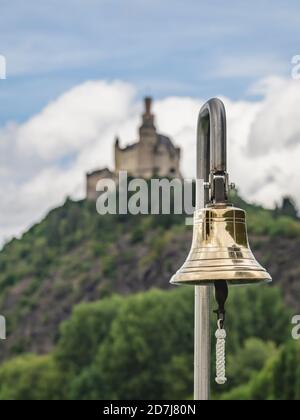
114;136;121;172
86;97;182;200
138;97;157;177
139;97;156;143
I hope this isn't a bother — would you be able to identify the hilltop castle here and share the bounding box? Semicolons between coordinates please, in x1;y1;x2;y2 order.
86;97;181;200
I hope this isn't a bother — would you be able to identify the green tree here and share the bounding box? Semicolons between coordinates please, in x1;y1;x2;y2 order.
0;355;63;400
226;286;291;351
55;295;123;375
70;287;194;400
222;341;300;400
227;338;277;388
273;341;300;400
0;285;294;400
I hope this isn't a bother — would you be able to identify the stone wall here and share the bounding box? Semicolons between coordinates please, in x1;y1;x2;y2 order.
153;144;181;178
115;144;139;177
86;169;115;201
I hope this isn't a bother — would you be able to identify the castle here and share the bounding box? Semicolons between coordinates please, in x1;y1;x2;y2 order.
86;97;181;200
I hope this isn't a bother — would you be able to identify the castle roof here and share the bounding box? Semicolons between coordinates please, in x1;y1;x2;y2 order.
121;142;139;151
156;134;178;157
87;167;114;177
119;133;178;157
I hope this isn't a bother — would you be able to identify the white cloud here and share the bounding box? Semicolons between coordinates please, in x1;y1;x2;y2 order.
247;78;300;155
1;77;300;246
17;80;136;160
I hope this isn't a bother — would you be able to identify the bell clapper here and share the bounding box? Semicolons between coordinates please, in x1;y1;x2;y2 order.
214;281;228;385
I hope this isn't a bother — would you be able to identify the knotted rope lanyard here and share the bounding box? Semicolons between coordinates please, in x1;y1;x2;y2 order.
215;320;227;385
214;281;228;385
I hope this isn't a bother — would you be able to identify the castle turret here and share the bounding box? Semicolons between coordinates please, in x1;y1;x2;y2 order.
139;97;156;142
87;97;182;200
115;136;121;172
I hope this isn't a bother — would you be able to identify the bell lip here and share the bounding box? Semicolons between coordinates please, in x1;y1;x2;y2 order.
170;271;272;286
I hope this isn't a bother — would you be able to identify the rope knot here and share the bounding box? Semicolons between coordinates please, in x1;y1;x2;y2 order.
215;329;226;340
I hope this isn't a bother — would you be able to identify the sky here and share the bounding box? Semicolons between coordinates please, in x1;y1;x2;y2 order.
0;0;300;245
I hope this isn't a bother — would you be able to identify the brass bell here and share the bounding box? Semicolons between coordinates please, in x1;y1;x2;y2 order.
170;97;272;399
170;204;271;286
170;97;272;287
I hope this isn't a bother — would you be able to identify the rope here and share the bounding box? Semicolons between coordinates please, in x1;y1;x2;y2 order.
215;321;227;385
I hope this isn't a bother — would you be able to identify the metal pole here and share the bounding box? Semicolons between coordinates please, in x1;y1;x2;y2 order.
194;98;227;400
194;286;211;400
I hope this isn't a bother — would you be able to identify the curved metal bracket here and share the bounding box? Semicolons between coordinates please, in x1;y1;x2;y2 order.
197;98;228;205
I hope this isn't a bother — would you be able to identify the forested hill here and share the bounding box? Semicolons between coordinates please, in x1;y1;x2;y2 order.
0;193;300;361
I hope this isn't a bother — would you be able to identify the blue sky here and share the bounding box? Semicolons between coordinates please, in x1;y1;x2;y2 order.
0;0;299;125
